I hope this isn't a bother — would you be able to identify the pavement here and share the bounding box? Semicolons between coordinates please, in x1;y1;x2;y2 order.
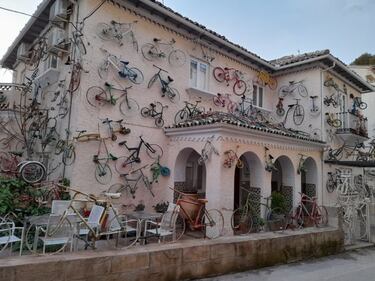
198;246;375;281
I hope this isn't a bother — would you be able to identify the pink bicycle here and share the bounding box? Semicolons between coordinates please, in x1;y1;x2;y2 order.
213;67;247;96
213;93;238;113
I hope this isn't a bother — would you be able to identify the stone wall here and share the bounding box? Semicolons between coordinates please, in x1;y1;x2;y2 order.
0;227;343;281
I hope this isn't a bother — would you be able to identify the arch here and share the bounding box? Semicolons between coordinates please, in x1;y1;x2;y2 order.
233;151;263;209
271;155;295;211
301;157;318;197
174;147;206;198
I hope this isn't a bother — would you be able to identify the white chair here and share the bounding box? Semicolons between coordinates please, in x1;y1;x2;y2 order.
78;204;105;236
0;221;24;256
51;200;72;215
38;215;73;254
144;203;183;243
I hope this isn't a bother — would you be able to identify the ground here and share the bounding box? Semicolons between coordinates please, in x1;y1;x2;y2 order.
198;247;375;281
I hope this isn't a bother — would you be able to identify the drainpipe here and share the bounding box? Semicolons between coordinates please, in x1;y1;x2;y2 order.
320;62;335;207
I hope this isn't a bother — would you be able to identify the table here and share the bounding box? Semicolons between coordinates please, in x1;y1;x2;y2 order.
127;211;163;244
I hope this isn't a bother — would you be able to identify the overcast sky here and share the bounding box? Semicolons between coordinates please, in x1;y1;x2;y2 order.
0;0;374;82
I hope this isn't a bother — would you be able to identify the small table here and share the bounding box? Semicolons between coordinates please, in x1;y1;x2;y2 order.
127;211;162;244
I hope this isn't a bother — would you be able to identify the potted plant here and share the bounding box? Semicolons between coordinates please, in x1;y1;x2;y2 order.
268;192;287;231
153;201;168;213
134;201;145;212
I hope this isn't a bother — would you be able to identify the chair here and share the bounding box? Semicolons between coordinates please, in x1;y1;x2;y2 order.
144;203;182;243
51;200;72;215
38;215;73;254
0;221;24;256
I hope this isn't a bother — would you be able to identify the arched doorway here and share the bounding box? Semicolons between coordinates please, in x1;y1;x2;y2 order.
301;157;318;198
174;148;206;200
233;152;263;210
271;156;294;211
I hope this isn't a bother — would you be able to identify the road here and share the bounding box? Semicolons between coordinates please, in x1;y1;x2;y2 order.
198;247;375;281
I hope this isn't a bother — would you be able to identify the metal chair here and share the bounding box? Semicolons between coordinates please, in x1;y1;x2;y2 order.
0;221;24;256
51;200;72;215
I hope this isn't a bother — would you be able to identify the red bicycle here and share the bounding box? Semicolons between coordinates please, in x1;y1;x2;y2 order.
213;67;247;96
285;192;328;229
213;93;238;113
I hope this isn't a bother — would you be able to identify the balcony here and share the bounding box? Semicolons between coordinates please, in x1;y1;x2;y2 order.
335;111;368;144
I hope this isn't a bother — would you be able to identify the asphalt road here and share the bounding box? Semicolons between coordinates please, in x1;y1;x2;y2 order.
198;247;375;281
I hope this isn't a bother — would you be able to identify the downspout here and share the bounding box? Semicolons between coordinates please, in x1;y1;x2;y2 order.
320;61;336;206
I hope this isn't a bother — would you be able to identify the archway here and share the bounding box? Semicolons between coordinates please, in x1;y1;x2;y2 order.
301;157;318;198
271;156;295;211
174;148;206;200
233;152;263;210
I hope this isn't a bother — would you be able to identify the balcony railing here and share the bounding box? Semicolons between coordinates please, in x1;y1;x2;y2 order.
335;111;368;138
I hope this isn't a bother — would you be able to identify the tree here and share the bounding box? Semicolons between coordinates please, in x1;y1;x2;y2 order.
351;53;375;65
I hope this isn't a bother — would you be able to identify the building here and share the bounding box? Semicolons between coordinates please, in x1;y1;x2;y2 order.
0;0;374;235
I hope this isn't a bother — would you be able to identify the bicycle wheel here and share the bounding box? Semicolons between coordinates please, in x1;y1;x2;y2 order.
140;107;150;117
231;208;253;235
146;144;163;159
233;80;247;96
62;146;76;166
96;23;115;41
174;109;188;124
278;85;290;98
98;60;110;80
314;205;328;227
213;96;222;107
119;97;139;117
128;67;144;84
332;119;342;128
276;107;285;116
148;74;158;89
141;43;158;61
267;207;287;231
297;84;308;97
95;163;112;185
19;161;46;184
105;214;139;249
326;178;335;193
204;209;224;239
268;77;278;90
359;102;367;110
168;49;186;67
163;213;186;243
86;86;108;107
311;128;322;140
293;105;305;125
166;87;180;103
213;67;225;82
155;118;164;128
285;207;304;230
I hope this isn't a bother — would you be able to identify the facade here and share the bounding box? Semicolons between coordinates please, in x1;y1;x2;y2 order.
0;0;374;234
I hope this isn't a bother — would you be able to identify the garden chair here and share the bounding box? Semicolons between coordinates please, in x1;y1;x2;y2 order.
38;215;74;254
0;221;24;256
51;200;72;215
144;203;181;243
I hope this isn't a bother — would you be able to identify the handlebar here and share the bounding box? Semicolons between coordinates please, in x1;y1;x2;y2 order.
129;164;148;174
153;64;168;73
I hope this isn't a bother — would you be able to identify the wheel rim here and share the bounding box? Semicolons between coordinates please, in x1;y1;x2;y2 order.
205;209;224;239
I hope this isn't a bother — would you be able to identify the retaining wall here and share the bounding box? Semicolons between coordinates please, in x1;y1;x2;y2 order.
0;227;343;281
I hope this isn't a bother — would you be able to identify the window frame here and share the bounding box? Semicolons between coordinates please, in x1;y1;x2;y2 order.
252;83;264;108
189;57;209;91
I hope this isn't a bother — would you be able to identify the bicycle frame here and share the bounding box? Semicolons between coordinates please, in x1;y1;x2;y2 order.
118;136;156;167
119;165;154;198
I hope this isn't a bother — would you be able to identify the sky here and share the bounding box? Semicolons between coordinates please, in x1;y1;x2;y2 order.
0;0;374;82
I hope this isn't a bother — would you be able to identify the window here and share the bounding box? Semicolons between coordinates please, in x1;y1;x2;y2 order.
252;84;264;107
42;54;58;72
190;58;208;90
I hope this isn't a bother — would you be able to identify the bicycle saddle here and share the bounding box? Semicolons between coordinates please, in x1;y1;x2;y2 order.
118;140;127;145
120;60;129;65
150;103;156;107
120;173;129;177
104;82;113;87
287;104;294;108
310;95;318;98
103;192;121;199
116;119;124;123
167;76;174;82
153;38;161;42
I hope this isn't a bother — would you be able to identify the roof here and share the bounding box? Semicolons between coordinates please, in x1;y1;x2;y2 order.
165;111;325;145
1;0;374;92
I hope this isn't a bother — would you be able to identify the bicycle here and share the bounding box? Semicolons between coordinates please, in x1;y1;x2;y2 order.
223;146;243;168
310;95;320;115
198;136;219;165
278;80;308;98
148;65;180;103
98;49;143;83
26;38;48;71
297;154;307;175
323;93;340;108
350;94;367;110
231;187;287;235
275;97;285;116
170;187;224;239
86;82;139;117
307;124;322;140
212;93;238;113
141;38;186;67
108;165;154;199
234;95;265;122
285;192;328;229
141;102;168;128
283;98;305;126
96;20;138;51
42;80;70;119
326;170;341;193
101;118;131;141
324;77;340;91
116;136;163;172
174;99;205;124
325;113;342;128
92;138;118;185
54;130;86;166
327;141;365;161
254;70;277;90
213;67;247;96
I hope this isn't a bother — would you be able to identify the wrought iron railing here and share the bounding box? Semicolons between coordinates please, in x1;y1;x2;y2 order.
335;111;368;138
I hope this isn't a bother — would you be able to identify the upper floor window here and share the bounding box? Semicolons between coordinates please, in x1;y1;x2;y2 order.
190;58;208;91
42;54;58;72
252;84;263;107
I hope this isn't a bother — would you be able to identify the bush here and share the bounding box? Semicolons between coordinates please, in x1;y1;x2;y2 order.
271;191;287;212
